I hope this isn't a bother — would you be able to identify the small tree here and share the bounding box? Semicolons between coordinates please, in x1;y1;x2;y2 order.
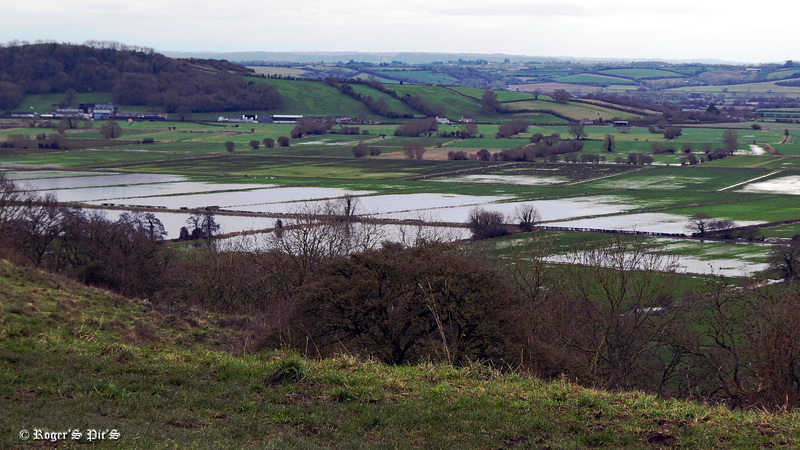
722;129;739;152
249;139;260;150
277;136;290;147
514;204;541;232
402;142;426;160
767;240;800;280
663;126;682;140
224;141;235;153
461;122;479;139
552;89;571;104
263;138;275;148
603;133;616;152
685;213;713;236
187;210;220;242
99;121;122;139
480;89;500;115
352;141;370;158
568;123;586;140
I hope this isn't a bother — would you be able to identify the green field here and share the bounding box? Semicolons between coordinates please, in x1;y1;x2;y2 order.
347;84;419;116
554;74;637;86
249;77;372;117
598;68;685;80
366;68;459;85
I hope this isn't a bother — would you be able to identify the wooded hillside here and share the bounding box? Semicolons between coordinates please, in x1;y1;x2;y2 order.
0;43;281;113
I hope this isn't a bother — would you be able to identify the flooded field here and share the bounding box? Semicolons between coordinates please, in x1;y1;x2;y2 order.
549;213;763;235
17;173;188;190
2;170;110;180
93;209;277;237
381;196;638;223
40;182;274;203
594;175;712;190
432;174;568;185
100;187;374;210
216;224;472;251
738;175;800;195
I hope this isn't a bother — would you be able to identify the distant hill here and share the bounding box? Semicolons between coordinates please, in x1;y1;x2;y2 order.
163;51;742;66
163;51;539;64
0;43;281;113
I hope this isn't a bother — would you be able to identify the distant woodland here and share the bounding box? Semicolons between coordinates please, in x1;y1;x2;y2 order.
0;43;281;113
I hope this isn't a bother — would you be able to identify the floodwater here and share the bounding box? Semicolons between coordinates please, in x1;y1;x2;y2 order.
18;173;187;190
91;187;374;210
548;213;763;235
739;175;800;195
93;209;277;237
432;174;567;185
1;170;109;180
546;250;768;277
379;196;636;223
40;183;274;203
215;223;471;251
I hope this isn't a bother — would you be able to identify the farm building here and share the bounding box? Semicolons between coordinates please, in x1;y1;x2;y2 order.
272;115;304;124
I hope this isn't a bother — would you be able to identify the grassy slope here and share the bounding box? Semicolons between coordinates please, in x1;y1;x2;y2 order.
2;260;800;449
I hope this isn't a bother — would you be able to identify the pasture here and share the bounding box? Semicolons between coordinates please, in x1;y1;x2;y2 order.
554;74;637;86
598;68;686;79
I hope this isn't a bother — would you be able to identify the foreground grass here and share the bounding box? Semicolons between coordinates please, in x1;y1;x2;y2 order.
2;260;800;448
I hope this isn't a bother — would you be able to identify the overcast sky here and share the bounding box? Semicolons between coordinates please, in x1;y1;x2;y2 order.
4;1;798;63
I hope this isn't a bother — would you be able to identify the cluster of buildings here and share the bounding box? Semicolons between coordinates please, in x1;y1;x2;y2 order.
10;103;166;121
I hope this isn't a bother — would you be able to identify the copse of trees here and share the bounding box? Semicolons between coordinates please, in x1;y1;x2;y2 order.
352;141;380;158
291;117;331;138
468;208;507;239
496;120;531;138
394;117;438;137
402;141;426;160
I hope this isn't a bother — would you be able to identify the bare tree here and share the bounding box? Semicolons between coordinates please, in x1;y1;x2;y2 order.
402;142;426;160
722;129;739;152
603;133;616;152
513;204;541;232
549;236;679;389
99;121;122;139
568;123;586;140
187;210;220;242
118;210;167;240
